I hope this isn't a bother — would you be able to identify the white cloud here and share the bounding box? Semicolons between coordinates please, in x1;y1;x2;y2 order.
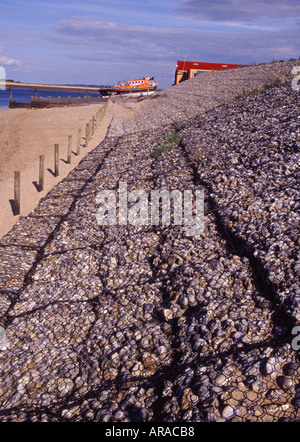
48;16;300;87
0;55;20;67
54;17;300;62
175;0;300;23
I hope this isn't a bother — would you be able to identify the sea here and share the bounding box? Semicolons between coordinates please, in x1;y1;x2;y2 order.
0;86;103;109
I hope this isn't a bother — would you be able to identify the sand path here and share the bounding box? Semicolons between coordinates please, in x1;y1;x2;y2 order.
0;100;140;238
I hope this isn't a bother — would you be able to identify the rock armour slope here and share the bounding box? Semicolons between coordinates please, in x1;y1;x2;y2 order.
0;61;299;422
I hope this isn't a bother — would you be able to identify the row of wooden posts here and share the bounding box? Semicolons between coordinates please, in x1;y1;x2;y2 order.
13;104;108;216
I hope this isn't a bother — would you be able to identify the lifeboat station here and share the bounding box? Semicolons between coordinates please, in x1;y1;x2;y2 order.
174;60;247;85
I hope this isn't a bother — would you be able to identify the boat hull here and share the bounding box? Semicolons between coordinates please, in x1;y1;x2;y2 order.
101;86;157;96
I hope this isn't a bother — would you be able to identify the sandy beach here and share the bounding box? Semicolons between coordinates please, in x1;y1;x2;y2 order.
0;100;140;238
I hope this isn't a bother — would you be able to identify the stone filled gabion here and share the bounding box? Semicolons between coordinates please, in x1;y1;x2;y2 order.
0;61;299;422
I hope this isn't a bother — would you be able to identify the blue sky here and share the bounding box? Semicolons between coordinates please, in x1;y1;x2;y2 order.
0;0;299;88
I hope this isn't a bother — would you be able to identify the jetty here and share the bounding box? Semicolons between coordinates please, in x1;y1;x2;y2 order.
1;81;156;108
3;80;109;95
0;81;110;108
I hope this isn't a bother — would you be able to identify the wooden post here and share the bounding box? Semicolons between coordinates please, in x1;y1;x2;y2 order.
39;155;44;191
14;171;20;215
67;135;72;164
92;116;95;134
54;144;59;177
85;123;89;148
89;119;92;139
77;128;82;155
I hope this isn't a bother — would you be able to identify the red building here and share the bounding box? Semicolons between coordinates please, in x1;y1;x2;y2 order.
174;60;247;85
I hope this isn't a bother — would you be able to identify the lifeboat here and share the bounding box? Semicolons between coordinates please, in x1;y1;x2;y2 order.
100;77;158;96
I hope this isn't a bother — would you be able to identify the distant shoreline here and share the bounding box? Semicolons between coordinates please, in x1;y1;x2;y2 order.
0;88;102;109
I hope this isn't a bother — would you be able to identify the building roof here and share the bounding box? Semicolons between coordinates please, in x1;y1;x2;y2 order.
176;60;247;71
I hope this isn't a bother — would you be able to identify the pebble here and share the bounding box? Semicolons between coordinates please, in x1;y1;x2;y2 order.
215;374;227;386
277;376;294;390
222;405;236;420
163;308;173;321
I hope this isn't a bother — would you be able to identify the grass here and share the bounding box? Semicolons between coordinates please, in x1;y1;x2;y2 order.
165;133;183;143
151;144;174;158
151;133;183;158
236;88;260;99
236;77;282;100
263;78;281;89
180;121;192;129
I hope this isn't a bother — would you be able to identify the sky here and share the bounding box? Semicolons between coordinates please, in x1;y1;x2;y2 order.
0;0;299;89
